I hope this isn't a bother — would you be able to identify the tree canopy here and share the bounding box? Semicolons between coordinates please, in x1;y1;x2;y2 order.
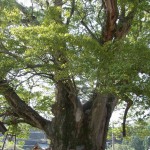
0;0;150;149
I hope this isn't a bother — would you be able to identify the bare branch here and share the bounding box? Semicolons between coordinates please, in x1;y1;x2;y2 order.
122;95;133;137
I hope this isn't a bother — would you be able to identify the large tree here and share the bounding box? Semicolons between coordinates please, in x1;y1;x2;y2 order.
0;0;150;149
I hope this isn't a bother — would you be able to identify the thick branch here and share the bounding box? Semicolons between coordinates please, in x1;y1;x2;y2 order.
115;8;136;39
0;80;52;137
102;0;118;42
102;0;137;41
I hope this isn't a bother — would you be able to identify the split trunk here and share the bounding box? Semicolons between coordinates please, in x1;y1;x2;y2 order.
49;81;117;150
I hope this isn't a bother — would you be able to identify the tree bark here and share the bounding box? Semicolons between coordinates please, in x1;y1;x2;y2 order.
50;80;117;150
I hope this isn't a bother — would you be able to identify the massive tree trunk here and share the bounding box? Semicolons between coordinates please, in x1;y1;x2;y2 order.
50;80;117;150
0;79;116;150
48;0;136;148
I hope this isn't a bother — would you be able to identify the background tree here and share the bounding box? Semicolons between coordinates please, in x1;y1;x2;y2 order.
0;0;150;150
107;118;150;150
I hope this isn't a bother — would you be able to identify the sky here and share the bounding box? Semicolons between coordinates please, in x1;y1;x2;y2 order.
17;0;32;7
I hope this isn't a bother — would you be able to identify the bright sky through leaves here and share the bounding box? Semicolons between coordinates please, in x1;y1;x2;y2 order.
17;0;31;6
